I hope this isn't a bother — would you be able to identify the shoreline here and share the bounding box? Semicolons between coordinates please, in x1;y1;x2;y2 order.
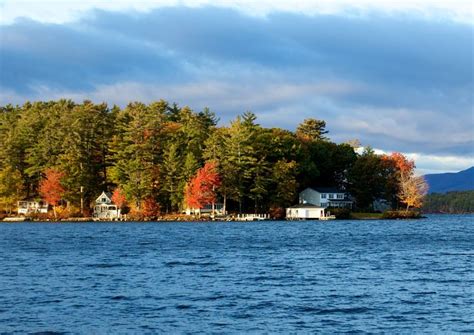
1;215;442;223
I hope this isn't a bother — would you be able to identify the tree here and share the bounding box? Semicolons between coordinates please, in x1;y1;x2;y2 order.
296;118;328;141
0;166;24;214
385;152;415;175
142;197;160;219
184;161;221;214
398;174;429;210
347;147;390;210
162;142;182;211
110;102;164;208
59;101;113;206
220;114;258;212
38;168;65;218
111;187;127;210
270;160;298;208
385;152;428;211
248;157;271;213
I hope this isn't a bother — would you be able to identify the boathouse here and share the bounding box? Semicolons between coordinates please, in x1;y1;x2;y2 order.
286;204;326;220
185;203;225;216
17;200;49;215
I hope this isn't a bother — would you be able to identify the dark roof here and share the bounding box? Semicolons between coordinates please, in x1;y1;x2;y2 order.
289;204;324;209
312;187;345;193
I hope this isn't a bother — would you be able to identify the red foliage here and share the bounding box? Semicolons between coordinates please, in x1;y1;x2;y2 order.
142;197;160;218
111;187;127;208
184;161;221;209
38;168;65;206
383;152;415;175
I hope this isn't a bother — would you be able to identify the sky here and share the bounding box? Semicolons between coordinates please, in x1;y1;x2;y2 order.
0;0;473;174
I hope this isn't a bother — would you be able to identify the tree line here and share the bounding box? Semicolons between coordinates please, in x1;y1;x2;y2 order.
0;100;427;218
423;191;474;213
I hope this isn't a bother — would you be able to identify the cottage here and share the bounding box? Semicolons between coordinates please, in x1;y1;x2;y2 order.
17;200;49;215
286;204;326;220
92;191;120;220
299;187;353;208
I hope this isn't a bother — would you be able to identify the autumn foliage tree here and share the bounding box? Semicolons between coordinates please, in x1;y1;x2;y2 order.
38;168;65;218
184;161;221;214
398;174;429;210
142;197;160;219
384;152;428;211
111;187;127;210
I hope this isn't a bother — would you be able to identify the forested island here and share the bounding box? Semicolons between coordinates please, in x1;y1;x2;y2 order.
0;100;428;220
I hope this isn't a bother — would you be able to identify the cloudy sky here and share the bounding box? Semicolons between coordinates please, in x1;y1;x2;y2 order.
1;0;473;174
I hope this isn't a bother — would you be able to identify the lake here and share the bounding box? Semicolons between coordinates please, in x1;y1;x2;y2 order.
0;215;473;333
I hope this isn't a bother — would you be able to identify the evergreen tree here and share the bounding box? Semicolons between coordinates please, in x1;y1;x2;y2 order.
296;118;328;141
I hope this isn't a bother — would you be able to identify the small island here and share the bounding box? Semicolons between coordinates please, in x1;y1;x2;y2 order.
1;100;429;222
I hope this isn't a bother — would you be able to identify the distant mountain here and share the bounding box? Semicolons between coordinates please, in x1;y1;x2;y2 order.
424;167;474;193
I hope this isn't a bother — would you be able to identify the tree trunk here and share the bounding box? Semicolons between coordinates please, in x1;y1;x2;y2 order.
223;194;227;216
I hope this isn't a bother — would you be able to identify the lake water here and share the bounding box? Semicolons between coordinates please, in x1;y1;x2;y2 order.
0;215;473;333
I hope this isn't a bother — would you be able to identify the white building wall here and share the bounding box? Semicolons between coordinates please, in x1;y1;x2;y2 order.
286;207;325;219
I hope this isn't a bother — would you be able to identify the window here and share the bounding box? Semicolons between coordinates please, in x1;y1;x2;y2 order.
337;194;344;199
102;198;107;203
321;194;327;199
329;194;335;199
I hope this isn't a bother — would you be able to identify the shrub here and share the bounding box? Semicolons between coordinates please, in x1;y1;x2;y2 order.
329;208;352;219
382;210;423;219
269;206;285;219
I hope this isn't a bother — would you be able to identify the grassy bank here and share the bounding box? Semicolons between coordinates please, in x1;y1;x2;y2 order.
351;212;384;220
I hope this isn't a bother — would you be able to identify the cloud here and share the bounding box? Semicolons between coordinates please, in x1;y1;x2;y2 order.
1;0;473;24
0;6;472;173
358;147;474;175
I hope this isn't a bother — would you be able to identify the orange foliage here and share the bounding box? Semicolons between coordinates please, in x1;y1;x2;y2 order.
111;187;127;208
383;152;415;176
142;197;160;218
38;168;65;206
384;152;428;210
184;161;221;209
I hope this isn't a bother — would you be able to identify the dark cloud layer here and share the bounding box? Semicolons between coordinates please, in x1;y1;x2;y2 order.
0;6;472;160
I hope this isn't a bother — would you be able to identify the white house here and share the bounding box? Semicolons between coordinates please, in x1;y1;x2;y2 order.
92;191;120;220
17;200;49;215
286;204;326;220
185;203;225;216
299;187;353;208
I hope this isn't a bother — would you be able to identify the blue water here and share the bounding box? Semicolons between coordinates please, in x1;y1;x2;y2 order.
0;215;473;333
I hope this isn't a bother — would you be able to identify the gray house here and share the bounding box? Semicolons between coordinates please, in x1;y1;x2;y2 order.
299;187;353;208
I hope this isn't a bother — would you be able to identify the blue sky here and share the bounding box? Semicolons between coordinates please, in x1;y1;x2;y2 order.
0;0;473;174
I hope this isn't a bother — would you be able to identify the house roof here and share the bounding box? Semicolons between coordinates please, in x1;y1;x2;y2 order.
288;204;325;209
312;187;345;194
96;191;113;203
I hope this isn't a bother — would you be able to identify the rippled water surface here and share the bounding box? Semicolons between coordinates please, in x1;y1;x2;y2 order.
1;215;473;333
